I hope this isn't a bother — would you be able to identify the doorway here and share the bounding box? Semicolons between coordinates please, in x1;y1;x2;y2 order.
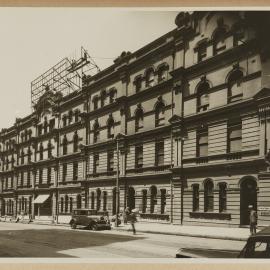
240;178;257;226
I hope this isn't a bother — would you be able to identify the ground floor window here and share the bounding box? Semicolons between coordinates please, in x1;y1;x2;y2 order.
192;184;200;212
160;189;166;214
142;190;147;213
219;183;227;213
204;179;214;212
103;191;107;211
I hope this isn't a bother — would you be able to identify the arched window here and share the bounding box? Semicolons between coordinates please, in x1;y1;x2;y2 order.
219;183;227;213
204;179;214;212
145;68;155;87
135;106;144;132
103;191;107;211
160;189;166;214
192;184;200;212
91;191;95;209
227;69;244;103
93;120;100;143
150;185;157;214
213;27;226;55
142;190;147;213
76;194;82;209
39;143;43;160
47;140;52;159
197;80;210;112
100;90;106;108
134;76;142;93
65;195;69;213
96;188;101;211
107;116;114;139
73;132;79;152
155;101;165;127
70;197;73;212
21;149;24;165
62;135;67;155
93;96;99;110
157;65;168;82
127;187;135;210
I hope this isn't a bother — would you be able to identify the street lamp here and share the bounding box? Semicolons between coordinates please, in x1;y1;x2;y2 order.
115;132;126;227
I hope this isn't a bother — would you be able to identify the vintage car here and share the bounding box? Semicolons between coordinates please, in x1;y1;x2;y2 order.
176;226;270;258
69;209;111;231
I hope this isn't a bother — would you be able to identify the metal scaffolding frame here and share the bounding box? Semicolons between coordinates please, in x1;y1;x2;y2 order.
31;47;100;109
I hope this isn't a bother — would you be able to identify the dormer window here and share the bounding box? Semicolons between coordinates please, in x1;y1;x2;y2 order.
145;69;155;87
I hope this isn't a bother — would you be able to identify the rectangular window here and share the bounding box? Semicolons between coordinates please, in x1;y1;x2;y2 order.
219;183;227;213
47;167;51;184
38;125;42;136
193;185;200;212
93;154;99;174
197;129;208;157
27;171;31;187
107;151;114;172
198;45;207;62
228;120;242;153
21;172;24;187
135;145;143;169
62;164;67;182
155;141;164;166
39;169;43;184
73;162;78;180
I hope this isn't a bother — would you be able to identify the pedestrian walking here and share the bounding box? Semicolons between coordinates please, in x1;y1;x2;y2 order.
130;208;138;235
123;207;130;224
249;205;258;235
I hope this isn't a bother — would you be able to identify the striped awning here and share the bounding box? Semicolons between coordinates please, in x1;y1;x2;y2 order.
33;194;50;204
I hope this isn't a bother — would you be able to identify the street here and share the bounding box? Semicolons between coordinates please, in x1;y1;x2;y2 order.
0;221;246;258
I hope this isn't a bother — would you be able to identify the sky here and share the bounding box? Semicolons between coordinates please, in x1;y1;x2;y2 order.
0;8;179;129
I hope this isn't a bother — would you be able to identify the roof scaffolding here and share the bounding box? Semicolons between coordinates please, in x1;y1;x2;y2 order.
31;46;100;109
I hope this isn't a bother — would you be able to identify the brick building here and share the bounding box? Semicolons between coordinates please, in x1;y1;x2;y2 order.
1;11;270;227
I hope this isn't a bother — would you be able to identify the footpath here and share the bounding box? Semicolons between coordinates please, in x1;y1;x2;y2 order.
0;216;251;241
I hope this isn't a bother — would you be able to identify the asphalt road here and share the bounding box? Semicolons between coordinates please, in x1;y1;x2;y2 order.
0;221;246;258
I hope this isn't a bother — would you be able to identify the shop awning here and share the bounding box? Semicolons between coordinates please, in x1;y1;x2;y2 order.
33;194;50;204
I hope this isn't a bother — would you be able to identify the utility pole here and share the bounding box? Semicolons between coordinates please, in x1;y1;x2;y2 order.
115;135;120;227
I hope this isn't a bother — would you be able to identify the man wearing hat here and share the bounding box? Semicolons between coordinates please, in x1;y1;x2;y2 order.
249;205;258;235
130;209;138;235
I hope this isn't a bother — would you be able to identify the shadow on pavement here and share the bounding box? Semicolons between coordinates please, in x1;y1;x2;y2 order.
0;229;145;257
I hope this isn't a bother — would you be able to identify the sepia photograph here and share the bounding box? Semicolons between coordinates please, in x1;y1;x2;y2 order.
0;6;270;261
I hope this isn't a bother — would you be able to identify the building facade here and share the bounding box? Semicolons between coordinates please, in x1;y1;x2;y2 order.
1;11;270;227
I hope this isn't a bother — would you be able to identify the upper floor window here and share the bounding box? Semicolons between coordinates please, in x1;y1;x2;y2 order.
39;169;43;184
227;119;242;153
21;149;24;165
107;151;114;172
100;90;106;108
73;132;79;152
38;125;42;136
6;157;9;170
93;120;100;143
93;154;99;174
213;27;226;55
197;128;208;157
47;167;51;184
155;101;165;127
227;69;244;103
135;105;144;132
93;96;99;110
62;135;68;155
39;143;43;160
48;141;52;158
74;110;80;122
21;132;24;142
49;119;55;131
157;65;167;82
197;43;207;62
155;140;164;166
68;110;73;124
62;115;67;127
134;76;142;93
11;156;15;168
145;68;155;87
233;22;245;47
192;184;200;212
204;179;214;212
44;117;48;134
27;147;31;163
197;80;210;112
109;88;117;104
62;164;67;182
135;145;143;169
107;116;114;139
219;182;227;213
73;162;78;180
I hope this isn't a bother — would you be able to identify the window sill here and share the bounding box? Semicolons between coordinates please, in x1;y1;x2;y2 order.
189;212;231;220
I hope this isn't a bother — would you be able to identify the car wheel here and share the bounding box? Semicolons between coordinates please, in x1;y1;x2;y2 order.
71;222;77;229
92;224;98;231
